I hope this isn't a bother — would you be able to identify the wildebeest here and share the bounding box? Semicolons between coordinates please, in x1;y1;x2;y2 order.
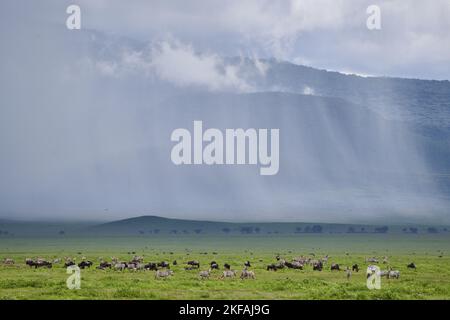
244;261;251;267
186;260;200;268
240;269;255;279
157;261;170;269
313;261;323;271
155;269;173;279
64;261;76;268
407;262;417;269
97;261;112;270
210;261;219;270
144;262;158;271
274;260;285;269
285;261;303;270
352;264;359;272
25;258;35;267
78;261;93;269
173;260;177;266
266;264;278;271
330;263;340;271
25;258;52;269
224;263;231;270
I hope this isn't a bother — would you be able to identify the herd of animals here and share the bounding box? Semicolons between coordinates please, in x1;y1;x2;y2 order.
1;254;417;281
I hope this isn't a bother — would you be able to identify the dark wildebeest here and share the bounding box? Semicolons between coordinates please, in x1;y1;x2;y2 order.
266;264;278;271
330;263;340;271
407;262;417;269
97;261;112;270
187;260;200;268
210;261;219;270
244;261;251;267
224;263;231;270
313;261;323;271
144;262;158;271
78;261;93;269
157;261;170;269
173;260;177;266
25;258;35;268
31;259;52;269
352;264;359;272
64;261;76;268
285;261;303;269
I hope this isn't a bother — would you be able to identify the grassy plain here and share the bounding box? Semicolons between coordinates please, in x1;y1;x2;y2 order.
0;234;449;299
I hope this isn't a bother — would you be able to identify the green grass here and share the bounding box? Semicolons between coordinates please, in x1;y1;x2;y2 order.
0;234;449;299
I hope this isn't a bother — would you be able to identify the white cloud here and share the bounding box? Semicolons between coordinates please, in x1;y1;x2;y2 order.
302;86;315;95
73;0;450;79
92;38;271;92
149;40;252;92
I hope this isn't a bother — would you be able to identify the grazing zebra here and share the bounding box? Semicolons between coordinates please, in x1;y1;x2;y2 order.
388;270;400;279
346;267;352;280
155;270;173;279
240;269;255;279
114;263;127;271
199;269;211;279
220;270;236;279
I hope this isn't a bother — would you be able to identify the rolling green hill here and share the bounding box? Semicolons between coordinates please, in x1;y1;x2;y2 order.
0;215;448;237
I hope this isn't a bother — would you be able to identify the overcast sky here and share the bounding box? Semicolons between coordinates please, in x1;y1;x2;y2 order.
5;0;447;79
1;1;450;223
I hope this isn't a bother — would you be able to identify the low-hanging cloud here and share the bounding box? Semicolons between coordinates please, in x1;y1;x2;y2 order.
72;0;450;79
94;38;269;92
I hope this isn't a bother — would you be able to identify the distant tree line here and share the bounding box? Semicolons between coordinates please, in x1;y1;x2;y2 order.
294;225;323;233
